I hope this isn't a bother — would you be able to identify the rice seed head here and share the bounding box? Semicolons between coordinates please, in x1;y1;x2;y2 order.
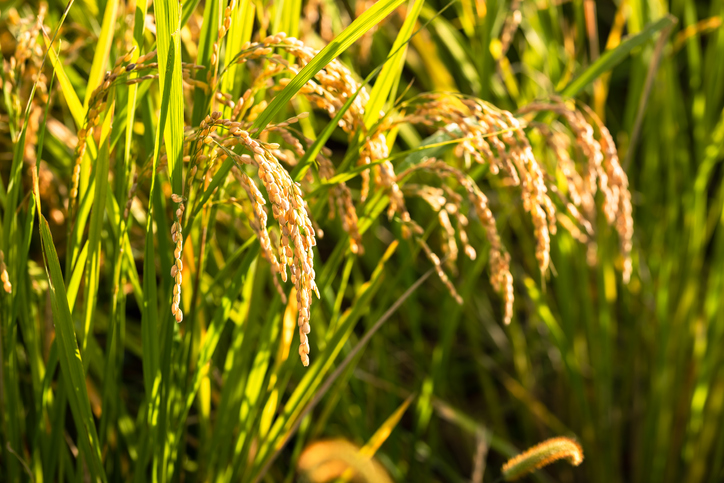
519;99;633;282
170;34;631;347
501;437;584;481
124;172;139;220
171;195;185;323
0;250;11;294
227;133;319;366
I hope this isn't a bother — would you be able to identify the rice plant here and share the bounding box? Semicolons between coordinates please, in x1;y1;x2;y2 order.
0;0;722;482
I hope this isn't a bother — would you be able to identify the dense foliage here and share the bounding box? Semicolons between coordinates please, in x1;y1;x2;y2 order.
1;0;723;482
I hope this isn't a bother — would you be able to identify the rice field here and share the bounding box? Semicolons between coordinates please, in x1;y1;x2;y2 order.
1;0;723;481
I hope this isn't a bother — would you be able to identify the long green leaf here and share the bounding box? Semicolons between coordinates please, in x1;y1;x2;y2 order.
81;96;114;357
155;0;185;192
364;0;424;128
251;242;402;480
222;0;255;110
39;217;106;483
560;15;677;97
190;0;220;126
83;0;117;107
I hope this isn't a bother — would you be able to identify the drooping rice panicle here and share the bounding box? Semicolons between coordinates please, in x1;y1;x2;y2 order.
170;194;185;323
0;250;11;294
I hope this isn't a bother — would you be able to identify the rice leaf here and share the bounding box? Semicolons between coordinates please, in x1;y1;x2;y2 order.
39;217;107;482
364;0;424;128
560;15;677;97
81;96;114;358
155;0;185;192
83;0;117;107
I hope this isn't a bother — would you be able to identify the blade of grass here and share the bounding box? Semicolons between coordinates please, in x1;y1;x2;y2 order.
1;10;72;478
363;0;424;129
39;217;106;483
155;0;185;192
82;0;117;107
560;15;677;97
80;95;114;359
222;0;255;107
622;18;676;170
253;248;433;482
190;0;220;126
363;393;414;457
204;257;259;477
174;246;259;451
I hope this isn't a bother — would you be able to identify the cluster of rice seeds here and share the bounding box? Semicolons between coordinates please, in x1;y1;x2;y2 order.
220;35;390;254
584;106;633;282
0;250;11;294
316;155;364;254
2;6;47;110
170;194;185;323
407;96;554;276
211;122;319;366
255;154;318;366
123;172;138;220
231;166;286;295
209;98;364;256
261;42;467;296
472;101;556;276
207;0;236;93
408;185;473;272
182;111;225;201
69;48;155;209
520;100;633;281
418;237;463;305
430;160;515;324
394;95;555;283
396;95;518;181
